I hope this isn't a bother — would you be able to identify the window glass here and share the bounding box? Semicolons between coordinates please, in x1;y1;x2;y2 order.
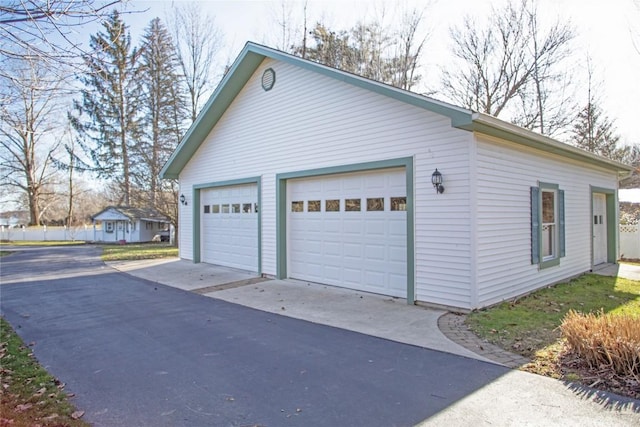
391;197;406;211
326;199;340;212
541;190;556;259
221;204;230;213
367;198;384;211
345;199;361;211
212;205;220;213
308;200;321;212
232;204;240;213
243;203;252;213
291;201;304;212
203;205;210;214
542;191;555;223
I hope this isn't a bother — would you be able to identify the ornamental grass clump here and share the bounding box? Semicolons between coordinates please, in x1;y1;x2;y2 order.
560;310;640;381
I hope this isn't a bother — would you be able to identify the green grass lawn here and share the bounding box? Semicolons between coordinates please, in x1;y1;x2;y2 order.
467;274;640;396
0;318;89;426
100;243;178;261
467;274;639;357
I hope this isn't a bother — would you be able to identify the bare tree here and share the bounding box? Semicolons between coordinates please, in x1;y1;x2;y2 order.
170;3;224;122
441;0;574;136
0;0;123;68
0;55;65;225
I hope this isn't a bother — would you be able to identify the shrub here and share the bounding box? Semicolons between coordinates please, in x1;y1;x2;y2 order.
560;310;640;381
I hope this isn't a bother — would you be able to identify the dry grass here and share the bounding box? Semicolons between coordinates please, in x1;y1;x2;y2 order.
560;310;640;381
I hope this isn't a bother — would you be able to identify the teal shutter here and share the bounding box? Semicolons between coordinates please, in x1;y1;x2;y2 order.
531;186;540;264
558;189;565;258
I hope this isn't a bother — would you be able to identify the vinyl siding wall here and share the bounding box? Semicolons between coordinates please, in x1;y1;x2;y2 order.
178;58;474;308
474;134;618;308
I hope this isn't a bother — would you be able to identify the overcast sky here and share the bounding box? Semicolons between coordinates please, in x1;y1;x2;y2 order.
112;0;640;145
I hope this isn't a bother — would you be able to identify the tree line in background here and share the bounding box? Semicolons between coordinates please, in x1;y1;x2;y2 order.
1;0;638;228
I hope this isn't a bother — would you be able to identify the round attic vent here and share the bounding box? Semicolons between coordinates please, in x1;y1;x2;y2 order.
261;68;276;91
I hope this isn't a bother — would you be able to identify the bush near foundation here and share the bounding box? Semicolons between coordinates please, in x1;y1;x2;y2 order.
560;310;640;382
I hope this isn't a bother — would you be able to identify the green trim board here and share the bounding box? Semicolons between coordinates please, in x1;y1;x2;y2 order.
275;157;415;303
191;176;262;274
590;186;618;264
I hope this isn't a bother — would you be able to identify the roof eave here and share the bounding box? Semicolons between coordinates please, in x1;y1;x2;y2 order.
455;113;633;174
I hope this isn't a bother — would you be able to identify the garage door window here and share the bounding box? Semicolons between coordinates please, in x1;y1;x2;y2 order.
345;199;361;211
221;204;230;213
203;205;210;214
292;201;304;212
232;204;240;213
308;200;321;212
243;203;252;213
212;205;220;213
391;197;406;211
367;198;384;211
326;199;340;211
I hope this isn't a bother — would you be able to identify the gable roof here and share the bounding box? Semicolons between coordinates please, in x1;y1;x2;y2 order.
160;41;632;179
92;206;170;223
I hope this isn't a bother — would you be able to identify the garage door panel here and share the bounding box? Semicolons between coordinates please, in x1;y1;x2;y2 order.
288;168;407;298
201;183;258;272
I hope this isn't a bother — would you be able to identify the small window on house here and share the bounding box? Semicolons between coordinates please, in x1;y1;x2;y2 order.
291;201;304;212
212;205;220;213
326;199;340;212
367;198;384;211
105;222;114;233
221;204;230;213
146;222;152;230
204;205;210;214
243;203;252;213
541;190;556;260
531;184;564;268
391;197;407;211
345;199;361;211
308;200;321;212
232;204;240;213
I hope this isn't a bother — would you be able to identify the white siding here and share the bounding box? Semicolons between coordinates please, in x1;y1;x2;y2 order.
179;58;474;308
474;135;618;308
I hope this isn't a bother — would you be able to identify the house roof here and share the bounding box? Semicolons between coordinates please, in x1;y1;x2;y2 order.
91;206;170;223
160;41;632;180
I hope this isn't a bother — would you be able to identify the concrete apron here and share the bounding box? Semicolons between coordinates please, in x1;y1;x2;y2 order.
107;258;489;362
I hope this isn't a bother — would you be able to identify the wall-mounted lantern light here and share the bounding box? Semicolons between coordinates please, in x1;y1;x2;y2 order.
180;194;187;206
431;169;445;194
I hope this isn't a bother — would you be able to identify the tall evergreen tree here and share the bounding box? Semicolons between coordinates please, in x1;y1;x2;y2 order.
571;101;622;160
137;17;187;209
69;10;142;206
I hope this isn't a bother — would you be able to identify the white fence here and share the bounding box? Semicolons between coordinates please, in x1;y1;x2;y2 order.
620;224;640;259
0;225;99;242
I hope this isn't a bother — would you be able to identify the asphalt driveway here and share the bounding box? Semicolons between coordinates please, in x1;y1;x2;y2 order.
1;246;638;426
1;246;509;426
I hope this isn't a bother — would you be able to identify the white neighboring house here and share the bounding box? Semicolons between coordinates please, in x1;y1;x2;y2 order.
92;206;171;243
160;42;632;311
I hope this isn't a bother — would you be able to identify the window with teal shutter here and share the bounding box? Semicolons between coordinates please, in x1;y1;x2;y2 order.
531;184;565;268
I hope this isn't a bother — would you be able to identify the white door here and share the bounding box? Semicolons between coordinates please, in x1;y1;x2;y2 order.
201;184;258;272
287;168;407;298
592;193;607;265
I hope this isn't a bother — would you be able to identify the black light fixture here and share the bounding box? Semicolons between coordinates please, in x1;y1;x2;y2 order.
431;169;445;194
179;194;187;206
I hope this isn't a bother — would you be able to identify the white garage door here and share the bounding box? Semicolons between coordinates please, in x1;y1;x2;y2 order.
288;168;407;297
201;184;258;272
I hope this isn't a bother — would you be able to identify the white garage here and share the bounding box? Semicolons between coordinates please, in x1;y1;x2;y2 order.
287;168;407;297
200;183;258;272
